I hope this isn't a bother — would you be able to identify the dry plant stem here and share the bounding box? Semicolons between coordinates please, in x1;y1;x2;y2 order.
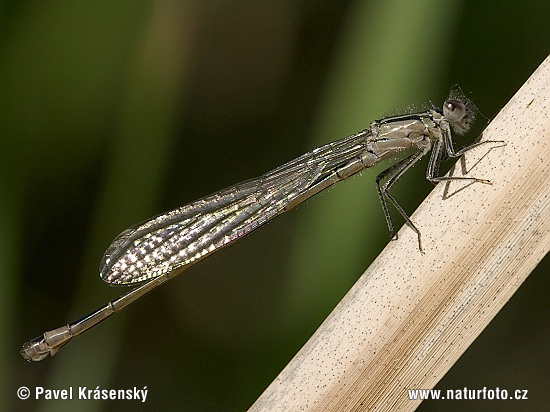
250;55;550;411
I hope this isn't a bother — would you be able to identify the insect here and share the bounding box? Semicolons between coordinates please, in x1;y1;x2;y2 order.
21;86;498;361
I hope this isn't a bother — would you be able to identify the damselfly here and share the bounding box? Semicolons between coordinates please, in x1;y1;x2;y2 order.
21;86;499;361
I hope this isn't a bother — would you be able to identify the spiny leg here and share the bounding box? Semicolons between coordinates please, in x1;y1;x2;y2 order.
376;148;429;252
428;136;504;184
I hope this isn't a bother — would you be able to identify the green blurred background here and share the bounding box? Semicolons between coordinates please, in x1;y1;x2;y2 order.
2;1;548;411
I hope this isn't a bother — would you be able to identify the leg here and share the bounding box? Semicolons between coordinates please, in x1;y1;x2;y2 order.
446;137;505;158
428;133;503;184
376;147;429;252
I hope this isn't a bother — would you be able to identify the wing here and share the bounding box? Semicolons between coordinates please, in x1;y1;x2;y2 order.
100;130;370;285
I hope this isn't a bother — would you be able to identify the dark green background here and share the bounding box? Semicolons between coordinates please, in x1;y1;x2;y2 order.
2;1;548;411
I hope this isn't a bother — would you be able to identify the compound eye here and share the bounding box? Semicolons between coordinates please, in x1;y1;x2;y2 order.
443;99;467;123
443;98;473;134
